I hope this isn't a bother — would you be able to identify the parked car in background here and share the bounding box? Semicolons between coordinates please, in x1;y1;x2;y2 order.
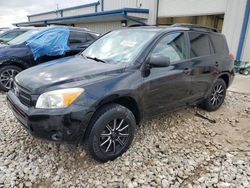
0;27;10;34
7;24;234;162
0;26;99;91
0;28;30;44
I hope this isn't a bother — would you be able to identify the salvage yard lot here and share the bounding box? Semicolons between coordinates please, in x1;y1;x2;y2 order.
0;90;250;187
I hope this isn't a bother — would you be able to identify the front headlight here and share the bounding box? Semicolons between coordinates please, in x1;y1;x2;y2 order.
36;88;84;109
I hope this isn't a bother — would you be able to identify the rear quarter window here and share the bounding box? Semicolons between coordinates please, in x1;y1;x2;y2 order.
210;34;229;55
69;31;87;44
188;32;212;58
86;33;98;42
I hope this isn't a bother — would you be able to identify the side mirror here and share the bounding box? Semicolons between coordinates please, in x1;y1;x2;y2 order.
148;54;170;68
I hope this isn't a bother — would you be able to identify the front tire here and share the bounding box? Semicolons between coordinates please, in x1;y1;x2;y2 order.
87;104;136;162
0;65;22;92
202;78;227;111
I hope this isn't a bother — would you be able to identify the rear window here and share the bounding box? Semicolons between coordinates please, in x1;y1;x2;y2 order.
188;32;212;58
69;31;87;44
210;34;229;55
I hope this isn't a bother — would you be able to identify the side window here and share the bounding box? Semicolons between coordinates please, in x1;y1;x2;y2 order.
69;31;87;44
87;33;98;41
210;34;229;55
189;32;212;58
151;32;187;63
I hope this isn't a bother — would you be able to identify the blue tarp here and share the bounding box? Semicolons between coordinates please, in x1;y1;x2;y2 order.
26;26;70;60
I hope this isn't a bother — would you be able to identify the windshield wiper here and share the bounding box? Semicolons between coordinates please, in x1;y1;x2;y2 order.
86;56;106;64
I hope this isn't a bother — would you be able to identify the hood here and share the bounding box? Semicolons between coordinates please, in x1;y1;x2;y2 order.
15;56;124;94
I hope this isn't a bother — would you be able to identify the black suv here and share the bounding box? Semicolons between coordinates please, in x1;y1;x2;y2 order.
0;27;99;91
7;24;234;162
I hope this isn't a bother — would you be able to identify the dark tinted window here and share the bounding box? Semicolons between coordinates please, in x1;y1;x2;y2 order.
189;32;212;58
69;31;87;44
210;34;229;55
151;32;187;62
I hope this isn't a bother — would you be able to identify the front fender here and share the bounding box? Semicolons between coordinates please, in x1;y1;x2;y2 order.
0;57;29;69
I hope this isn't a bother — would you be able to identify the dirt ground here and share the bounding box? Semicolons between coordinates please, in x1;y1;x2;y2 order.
229;74;250;94
0;74;249;187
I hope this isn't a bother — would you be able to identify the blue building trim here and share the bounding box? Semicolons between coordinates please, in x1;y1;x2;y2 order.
45;8;149;22
27;2;100;17
237;0;250;61
15;8;149;27
123;11;147;25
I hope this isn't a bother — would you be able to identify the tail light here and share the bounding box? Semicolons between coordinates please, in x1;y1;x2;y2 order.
229;53;235;60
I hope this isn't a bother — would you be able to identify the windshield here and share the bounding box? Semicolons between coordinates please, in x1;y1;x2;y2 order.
82;29;157;65
0;30;27;43
8;29;41;45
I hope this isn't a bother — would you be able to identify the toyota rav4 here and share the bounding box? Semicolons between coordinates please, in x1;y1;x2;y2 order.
7;24;235;162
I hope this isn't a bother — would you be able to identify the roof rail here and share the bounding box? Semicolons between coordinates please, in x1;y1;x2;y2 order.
128;24;146;27
172;23;218;32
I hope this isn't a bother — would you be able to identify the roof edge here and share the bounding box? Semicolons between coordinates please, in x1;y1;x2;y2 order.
27;1;100;18
14;8;149;27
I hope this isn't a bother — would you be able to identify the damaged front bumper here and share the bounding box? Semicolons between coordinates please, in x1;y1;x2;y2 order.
7;90;93;144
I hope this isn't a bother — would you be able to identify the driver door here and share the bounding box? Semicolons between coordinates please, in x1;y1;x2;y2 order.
142;32;193;117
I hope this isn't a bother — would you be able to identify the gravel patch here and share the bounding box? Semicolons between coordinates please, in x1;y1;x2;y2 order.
0;91;249;187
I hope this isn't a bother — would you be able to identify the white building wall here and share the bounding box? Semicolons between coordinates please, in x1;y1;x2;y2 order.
75;21;122;34
103;0;157;24
103;0;138;10
158;0;227;17
222;0;247;59
141;0;157;25
63;6;96;17
75;20;135;34
29;12;58;22
127;13;148;20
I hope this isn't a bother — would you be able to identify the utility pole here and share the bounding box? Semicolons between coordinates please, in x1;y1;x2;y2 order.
56;4;59;17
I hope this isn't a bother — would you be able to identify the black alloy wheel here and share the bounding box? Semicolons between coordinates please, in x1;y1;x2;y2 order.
99;119;130;154
202;78;227;111
210;84;225;106
0;65;21;91
87;104;136;162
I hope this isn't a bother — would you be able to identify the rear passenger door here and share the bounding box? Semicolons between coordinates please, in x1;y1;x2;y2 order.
188;32;217;99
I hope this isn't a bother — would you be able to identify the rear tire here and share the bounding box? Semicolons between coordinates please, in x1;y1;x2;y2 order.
87;104;136;162
202;78;227;112
0;65;22;92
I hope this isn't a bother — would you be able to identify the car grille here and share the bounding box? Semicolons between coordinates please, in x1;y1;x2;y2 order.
13;83;31;107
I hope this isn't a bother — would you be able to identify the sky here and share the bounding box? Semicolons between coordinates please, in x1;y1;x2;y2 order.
0;0;96;27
